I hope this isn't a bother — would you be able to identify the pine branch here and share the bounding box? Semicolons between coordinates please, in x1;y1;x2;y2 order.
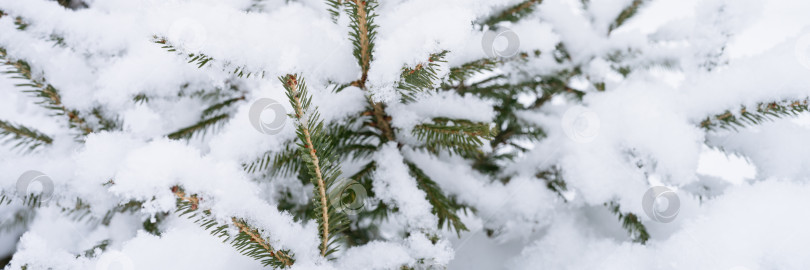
0;48;93;135
606;201;650;244
412;117;494;156
280;74;348;258
700;99;810;131
0;120;53;152
480;0;542;28
607;0;645;34
172;186;294;268
405;162;468;236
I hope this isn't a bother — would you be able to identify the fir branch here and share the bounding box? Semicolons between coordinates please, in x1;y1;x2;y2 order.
244;144;302;176
447;58;500;84
700;100;810;131
0;209;34;233
78;240;110;258
480;0;542;28
0;48;93;135
280;74;348;257
607;0;645;34
172;186;294;268
397;51;448;102
412;117;494;156
406;162;468;236
346;0;378;89
606;201;650;244
202;96;245;118
90;107;121;132
167;113;230;140
153;37;264;78
326;0;342;22
0;120;53;152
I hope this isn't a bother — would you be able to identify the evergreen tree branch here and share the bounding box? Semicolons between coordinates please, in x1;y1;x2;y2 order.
412;117;494;156
397;51;448;103
606;201;650;244
153;37;264;78
607;0;645;34
480;0;543;28
326;0;342;22
447;58;500;85
0;120;53;152
280;74;348;257
1;48;93;135
700;99;810;131
172;186;294;268
244;144;302;176
346;0;377;89
166;113;230;140
167;95;243;140
405;161;468;236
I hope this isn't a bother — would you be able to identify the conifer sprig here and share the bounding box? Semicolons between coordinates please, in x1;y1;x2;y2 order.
244;145;302;175
608;0;645;34
326;0;342;22
280;74;348;257
412;117;494;156
167;95;244;140
0;120;53;152
398;51;448;102
172;186;294;268
1;48;93;135
700;99;810;131
447;58;500;84
606;201;650;244
153;37;264;78
346;0;378;89
406;162;468;236
480;0;542;28
167;114;230;140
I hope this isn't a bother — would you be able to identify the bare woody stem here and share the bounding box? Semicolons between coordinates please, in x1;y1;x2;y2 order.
371;99;395;142
171;187;293;266
284;75;330;257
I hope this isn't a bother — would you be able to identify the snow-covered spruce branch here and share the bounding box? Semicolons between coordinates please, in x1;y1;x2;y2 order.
480;0;543;28
280;74;348;258
346;0;377;90
0;47;93;136
412;117;494;157
153;37;264;79
608;0;647;34
700;99;810;131
398;51;448;103
0;120;52;152
167;95;245;140
172;186;295;268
